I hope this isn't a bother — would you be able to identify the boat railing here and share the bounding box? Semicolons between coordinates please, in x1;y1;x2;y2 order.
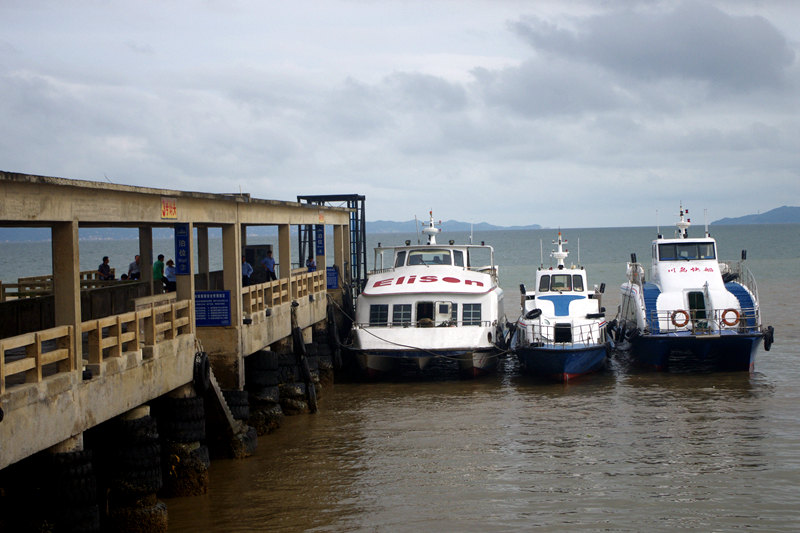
355;319;493;329
367;267;395;276
724;260;760;305
530;321;608;348
644;306;761;334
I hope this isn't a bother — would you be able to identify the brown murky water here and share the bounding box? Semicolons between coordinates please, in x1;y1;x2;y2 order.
165;228;800;532
167;344;799;530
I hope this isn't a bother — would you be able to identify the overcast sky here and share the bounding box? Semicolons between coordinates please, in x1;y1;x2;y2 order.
1;0;798;227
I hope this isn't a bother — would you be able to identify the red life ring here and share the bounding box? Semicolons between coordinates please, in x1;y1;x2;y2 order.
721;308;740;327
671;309;690;328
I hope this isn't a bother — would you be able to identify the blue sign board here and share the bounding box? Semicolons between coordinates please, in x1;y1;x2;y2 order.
195;291;231;327
315;224;325;256
174;223;191;275
326;266;339;289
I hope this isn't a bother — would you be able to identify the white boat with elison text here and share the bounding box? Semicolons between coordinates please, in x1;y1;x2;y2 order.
350;212;508;377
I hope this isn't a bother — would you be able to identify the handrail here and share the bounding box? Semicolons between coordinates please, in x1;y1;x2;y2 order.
0;299;193;394
525;321;608;348
355;319;494;329
644;306;760;334
0;325;73;394
241;271;326;315
1;276;125;302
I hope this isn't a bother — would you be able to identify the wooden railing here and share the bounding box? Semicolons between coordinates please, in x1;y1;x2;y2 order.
1;269;118;302
242;271;326;315
1;299;192;394
0;325;73;394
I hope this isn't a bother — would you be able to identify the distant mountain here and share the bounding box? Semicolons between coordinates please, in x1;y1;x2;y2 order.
711;206;800;225
366;219;540;233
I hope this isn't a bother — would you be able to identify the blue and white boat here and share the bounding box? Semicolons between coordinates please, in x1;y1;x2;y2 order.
351;212;507;377
613;206;775;371
512;232;610;382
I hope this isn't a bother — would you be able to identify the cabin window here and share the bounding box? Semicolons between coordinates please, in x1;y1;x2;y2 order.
572;275;584;292
550;274;572;291
392;304;412;326
658;242;716;261
369;304;388;326
394;251;406;267
408;249;451;265
698;243;715;259
538;275;550;292
453;250;464;267
463;303;482;325
451;303;458;323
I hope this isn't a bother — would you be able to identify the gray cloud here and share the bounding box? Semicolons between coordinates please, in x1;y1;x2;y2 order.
511;2;795;92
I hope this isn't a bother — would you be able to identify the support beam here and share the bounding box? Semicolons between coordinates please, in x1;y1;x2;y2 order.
197;226;210;290
52;221;81;369
278;224;291;279
139;227;153;289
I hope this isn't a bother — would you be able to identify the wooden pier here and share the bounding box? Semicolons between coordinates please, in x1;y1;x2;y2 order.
0;170;351;475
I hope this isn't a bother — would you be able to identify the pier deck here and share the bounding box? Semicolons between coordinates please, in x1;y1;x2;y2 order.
0;171;351;470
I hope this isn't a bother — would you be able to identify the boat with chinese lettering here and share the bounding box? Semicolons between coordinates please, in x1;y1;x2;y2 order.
612;206;775;371
350;212;507;377
512;231;610;382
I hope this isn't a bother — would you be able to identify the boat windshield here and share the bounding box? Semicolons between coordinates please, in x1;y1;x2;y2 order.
407;249;451;266
539;274;575;292
658;242;716;261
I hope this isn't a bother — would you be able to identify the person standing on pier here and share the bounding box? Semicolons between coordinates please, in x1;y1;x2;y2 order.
262;250;277;281
153;254;165;292
306;256;316;272
128;255;141;280
97;256;114;280
242;256;253;286
165;259;177;292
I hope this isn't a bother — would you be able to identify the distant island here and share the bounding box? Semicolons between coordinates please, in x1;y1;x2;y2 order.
711;206;800;225
366;219;541;233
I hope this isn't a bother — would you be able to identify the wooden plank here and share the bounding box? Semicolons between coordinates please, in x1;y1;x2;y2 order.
6;357;36;376
41;348;70;365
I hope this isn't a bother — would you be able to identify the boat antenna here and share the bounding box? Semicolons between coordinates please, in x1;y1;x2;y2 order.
469;222;473;244
704;209;709;237
656;208;660;237
676;204;691;239
577;237;581;266
539;238;543;268
415;214;421;244
550;230;569;268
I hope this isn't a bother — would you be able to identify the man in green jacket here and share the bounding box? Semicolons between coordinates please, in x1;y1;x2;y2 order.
153;254;165;292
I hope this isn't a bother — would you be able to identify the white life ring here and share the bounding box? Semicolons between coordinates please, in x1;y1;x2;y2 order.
721;308;740;327
671;309;690;328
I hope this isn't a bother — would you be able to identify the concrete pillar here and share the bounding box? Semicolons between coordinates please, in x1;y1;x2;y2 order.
176;222;195;302
278;224;291;279
333;224;345;286
197;226;210;290
51;221;81;369
343;222;352;284
139;227;153;289
222;223;242;326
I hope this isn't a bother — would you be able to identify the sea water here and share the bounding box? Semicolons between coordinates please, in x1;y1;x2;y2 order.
2;224;799;531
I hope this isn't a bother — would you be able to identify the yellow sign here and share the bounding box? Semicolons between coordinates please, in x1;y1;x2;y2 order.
318;210;325;223
161;197;177;219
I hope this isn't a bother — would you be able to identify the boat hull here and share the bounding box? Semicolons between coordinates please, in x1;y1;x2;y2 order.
628;331;763;372
516;343;609;382
354;348;499;378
